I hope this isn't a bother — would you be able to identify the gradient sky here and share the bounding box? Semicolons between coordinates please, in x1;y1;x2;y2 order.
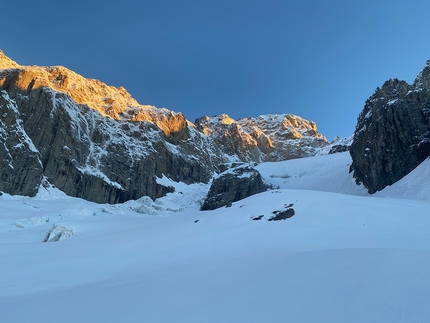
2;0;430;140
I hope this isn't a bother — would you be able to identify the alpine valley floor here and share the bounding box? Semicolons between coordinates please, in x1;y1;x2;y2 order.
1;152;430;323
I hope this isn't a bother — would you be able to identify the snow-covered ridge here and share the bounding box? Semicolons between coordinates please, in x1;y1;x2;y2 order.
195;113;330;162
1;51;331;152
238;113;321;138
197;113;323;139
0;50;334;165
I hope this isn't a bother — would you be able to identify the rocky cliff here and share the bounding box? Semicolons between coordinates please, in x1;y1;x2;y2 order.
350;61;430;193
0;50;227;203
0;50;334;203
195;113;329;162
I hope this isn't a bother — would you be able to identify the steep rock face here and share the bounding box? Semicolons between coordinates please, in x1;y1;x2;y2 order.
0;51;227;203
0;91;43;196
350;61;430;193
201;163;269;210
195;113;329;162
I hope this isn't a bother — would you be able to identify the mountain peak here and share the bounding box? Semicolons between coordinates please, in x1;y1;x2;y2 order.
413;59;430;90
0;50;20;69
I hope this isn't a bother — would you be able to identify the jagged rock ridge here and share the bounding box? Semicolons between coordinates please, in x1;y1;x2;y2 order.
350;61;430;193
195;113;329;162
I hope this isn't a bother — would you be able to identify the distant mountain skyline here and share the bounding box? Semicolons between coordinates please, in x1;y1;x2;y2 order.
3;1;430;141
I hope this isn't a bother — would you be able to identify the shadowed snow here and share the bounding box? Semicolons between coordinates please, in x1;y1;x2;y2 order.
1;152;429;323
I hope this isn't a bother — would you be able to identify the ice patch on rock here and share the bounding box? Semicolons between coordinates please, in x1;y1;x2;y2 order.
43;225;74;242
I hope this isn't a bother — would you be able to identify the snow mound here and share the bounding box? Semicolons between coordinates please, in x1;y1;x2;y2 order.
14;216;50;228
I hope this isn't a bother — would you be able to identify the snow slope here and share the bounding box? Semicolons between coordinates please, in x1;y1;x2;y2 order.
375;156;430;200
1;152;430;323
256;151;368;196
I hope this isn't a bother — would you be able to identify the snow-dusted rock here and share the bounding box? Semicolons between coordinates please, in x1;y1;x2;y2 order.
201;163;269;210
0;91;43;196
195;113;329;162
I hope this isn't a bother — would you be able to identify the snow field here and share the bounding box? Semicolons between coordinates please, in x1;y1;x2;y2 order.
1;152;430;322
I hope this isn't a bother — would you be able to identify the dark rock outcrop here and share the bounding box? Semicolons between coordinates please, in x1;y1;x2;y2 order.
268;208;295;221
327;136;352;154
328;145;349;154
250;204;295;221
200;163;269;210
350;61;430;193
251;215;264;220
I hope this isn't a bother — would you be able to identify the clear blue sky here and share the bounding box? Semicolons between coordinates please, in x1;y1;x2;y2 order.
2;0;430;140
